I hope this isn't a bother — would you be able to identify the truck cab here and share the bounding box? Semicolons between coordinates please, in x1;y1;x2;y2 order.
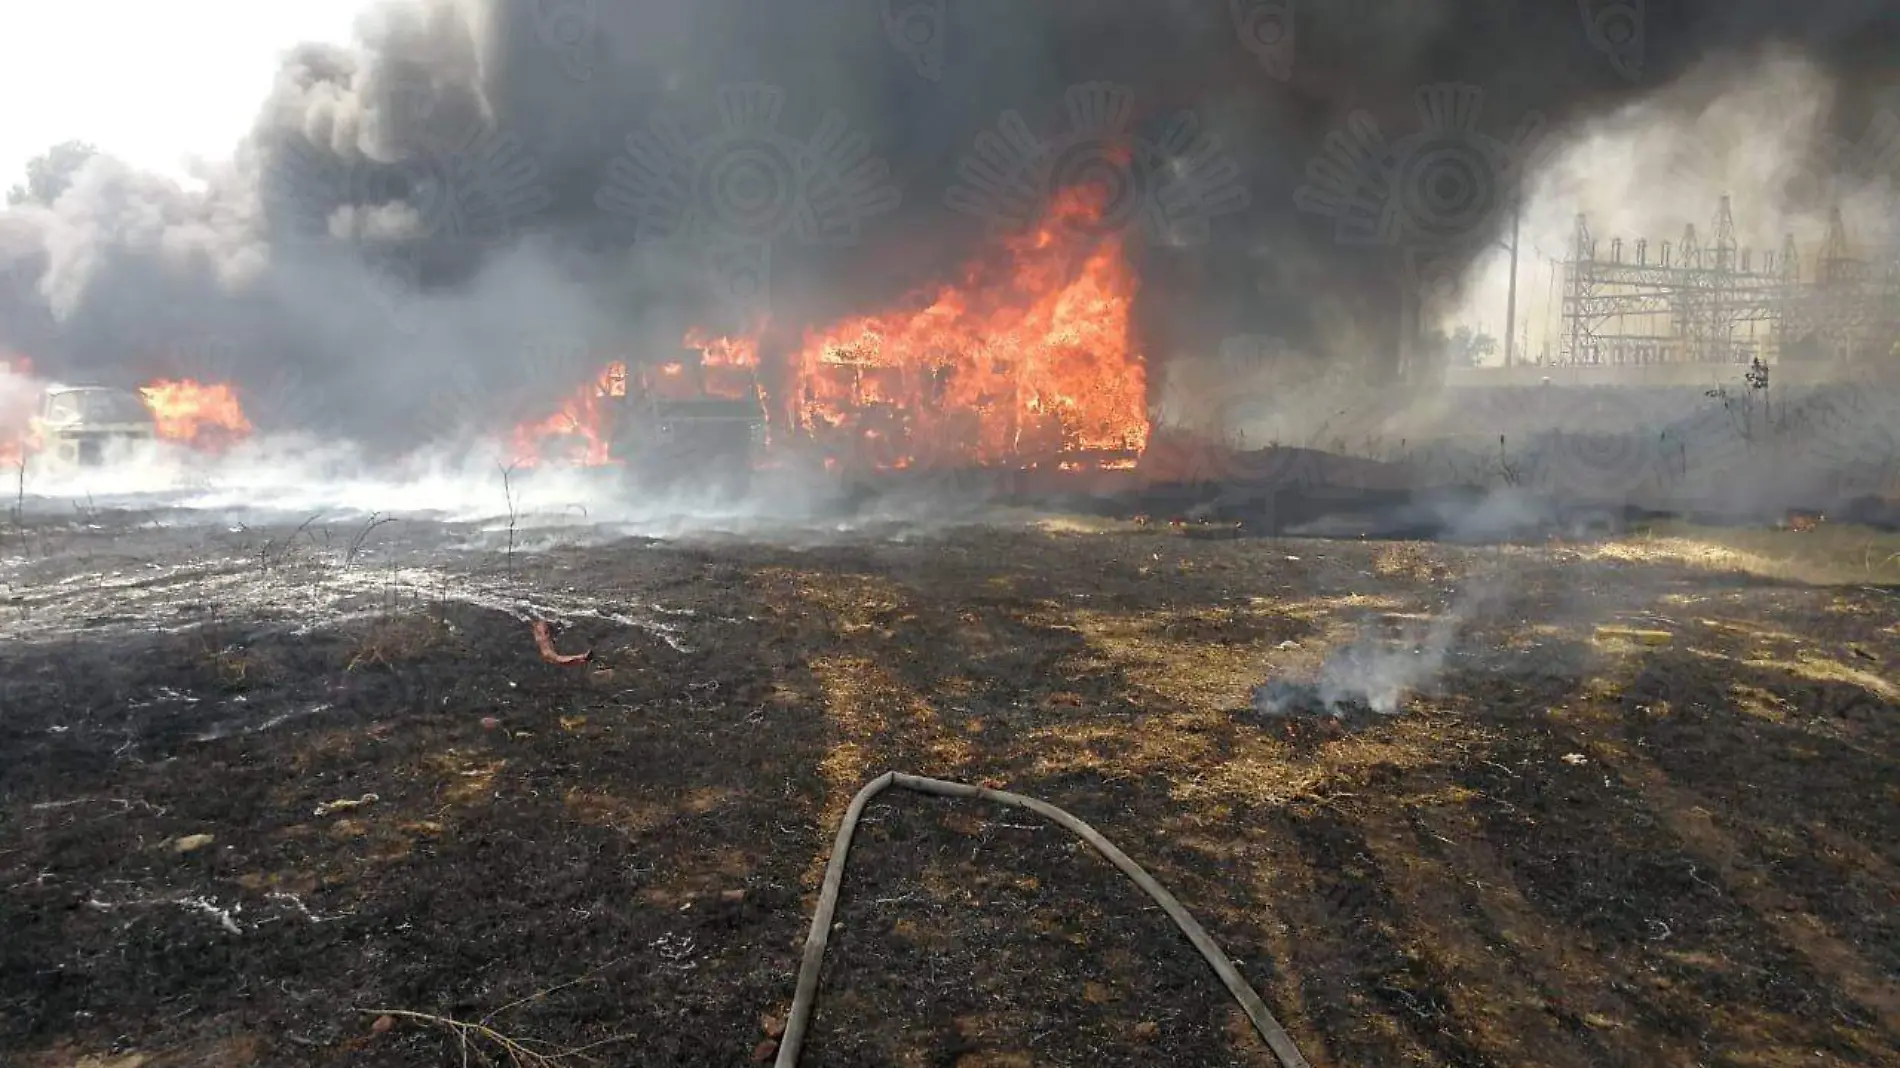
612;352;768;497
27;385;160;468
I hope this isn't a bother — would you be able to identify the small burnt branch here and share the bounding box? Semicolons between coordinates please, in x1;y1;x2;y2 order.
1495;434;1523;488
8;454;24;554
258;513;323;571
498;462;519;578
344;512;397;569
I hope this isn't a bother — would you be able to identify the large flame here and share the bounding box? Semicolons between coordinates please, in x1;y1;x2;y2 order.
683;328;762;400
507;362;626;468
138;380;252;448
0;355;35;468
642;332;764;403
789;185;1148;469
504;186;1147;473
507;332;767;467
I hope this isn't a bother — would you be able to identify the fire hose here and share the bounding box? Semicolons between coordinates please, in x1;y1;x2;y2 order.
775;772;1313;1068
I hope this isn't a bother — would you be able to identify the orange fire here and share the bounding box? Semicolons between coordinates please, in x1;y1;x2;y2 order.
683;328;762;401
505;186;1148;473
788;184;1148;469
508;330;769;467
138;380;252;449
0;354;34;468
507;362;625;468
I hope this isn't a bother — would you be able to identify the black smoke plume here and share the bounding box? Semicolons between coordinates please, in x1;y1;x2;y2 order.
0;0;1894;453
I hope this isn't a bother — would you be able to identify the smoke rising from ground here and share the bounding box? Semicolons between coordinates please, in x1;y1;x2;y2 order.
1255;576;1503;719
0;0;1895;465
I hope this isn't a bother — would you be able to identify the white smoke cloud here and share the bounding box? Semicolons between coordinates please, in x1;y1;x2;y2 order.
1444;47;1900;358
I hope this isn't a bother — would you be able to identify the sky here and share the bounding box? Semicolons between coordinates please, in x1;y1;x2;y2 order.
0;0;373;189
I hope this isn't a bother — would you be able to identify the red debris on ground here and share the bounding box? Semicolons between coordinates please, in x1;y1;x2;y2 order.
531;619;591;666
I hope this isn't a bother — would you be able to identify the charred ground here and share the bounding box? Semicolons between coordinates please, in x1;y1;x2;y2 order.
1;506;1897;1067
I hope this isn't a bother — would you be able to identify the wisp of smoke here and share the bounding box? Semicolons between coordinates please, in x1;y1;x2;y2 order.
1254;613;1460;718
1253;578;1501;718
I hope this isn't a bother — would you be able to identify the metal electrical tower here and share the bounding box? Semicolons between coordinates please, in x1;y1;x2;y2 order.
1556;195;1900;368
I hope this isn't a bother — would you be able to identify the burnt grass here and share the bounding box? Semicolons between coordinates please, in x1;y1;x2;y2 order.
2;511;1898;1067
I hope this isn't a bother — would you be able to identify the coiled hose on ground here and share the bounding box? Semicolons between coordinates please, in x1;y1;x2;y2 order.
775;771;1313;1068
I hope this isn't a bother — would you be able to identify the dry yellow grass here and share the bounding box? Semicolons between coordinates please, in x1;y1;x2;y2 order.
1586;521;1900;586
345;611;453;671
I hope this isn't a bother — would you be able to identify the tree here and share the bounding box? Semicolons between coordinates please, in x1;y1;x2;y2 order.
1429;325;1499;367
6;140;99;207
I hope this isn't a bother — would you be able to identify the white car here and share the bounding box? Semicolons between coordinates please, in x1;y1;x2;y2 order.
27;386;160;468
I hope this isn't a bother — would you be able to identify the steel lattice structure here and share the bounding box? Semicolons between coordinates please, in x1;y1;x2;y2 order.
1556;196;1900;368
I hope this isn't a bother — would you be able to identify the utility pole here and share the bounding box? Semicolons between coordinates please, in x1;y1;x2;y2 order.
1503;194;1521;369
1546;255;1559;360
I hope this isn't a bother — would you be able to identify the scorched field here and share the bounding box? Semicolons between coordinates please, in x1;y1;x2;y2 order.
1;505;1897;1068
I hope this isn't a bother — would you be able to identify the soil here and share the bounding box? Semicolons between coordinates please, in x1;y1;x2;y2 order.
2;506;1897;1067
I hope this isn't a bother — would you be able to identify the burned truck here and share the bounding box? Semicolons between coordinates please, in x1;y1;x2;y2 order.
26;385;160;469
609;350;768;498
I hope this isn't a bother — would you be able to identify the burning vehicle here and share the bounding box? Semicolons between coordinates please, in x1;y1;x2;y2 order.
24;385;160;469
505;186;1152;505
509;344;768;499
0;364;254;471
615;350;769;497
